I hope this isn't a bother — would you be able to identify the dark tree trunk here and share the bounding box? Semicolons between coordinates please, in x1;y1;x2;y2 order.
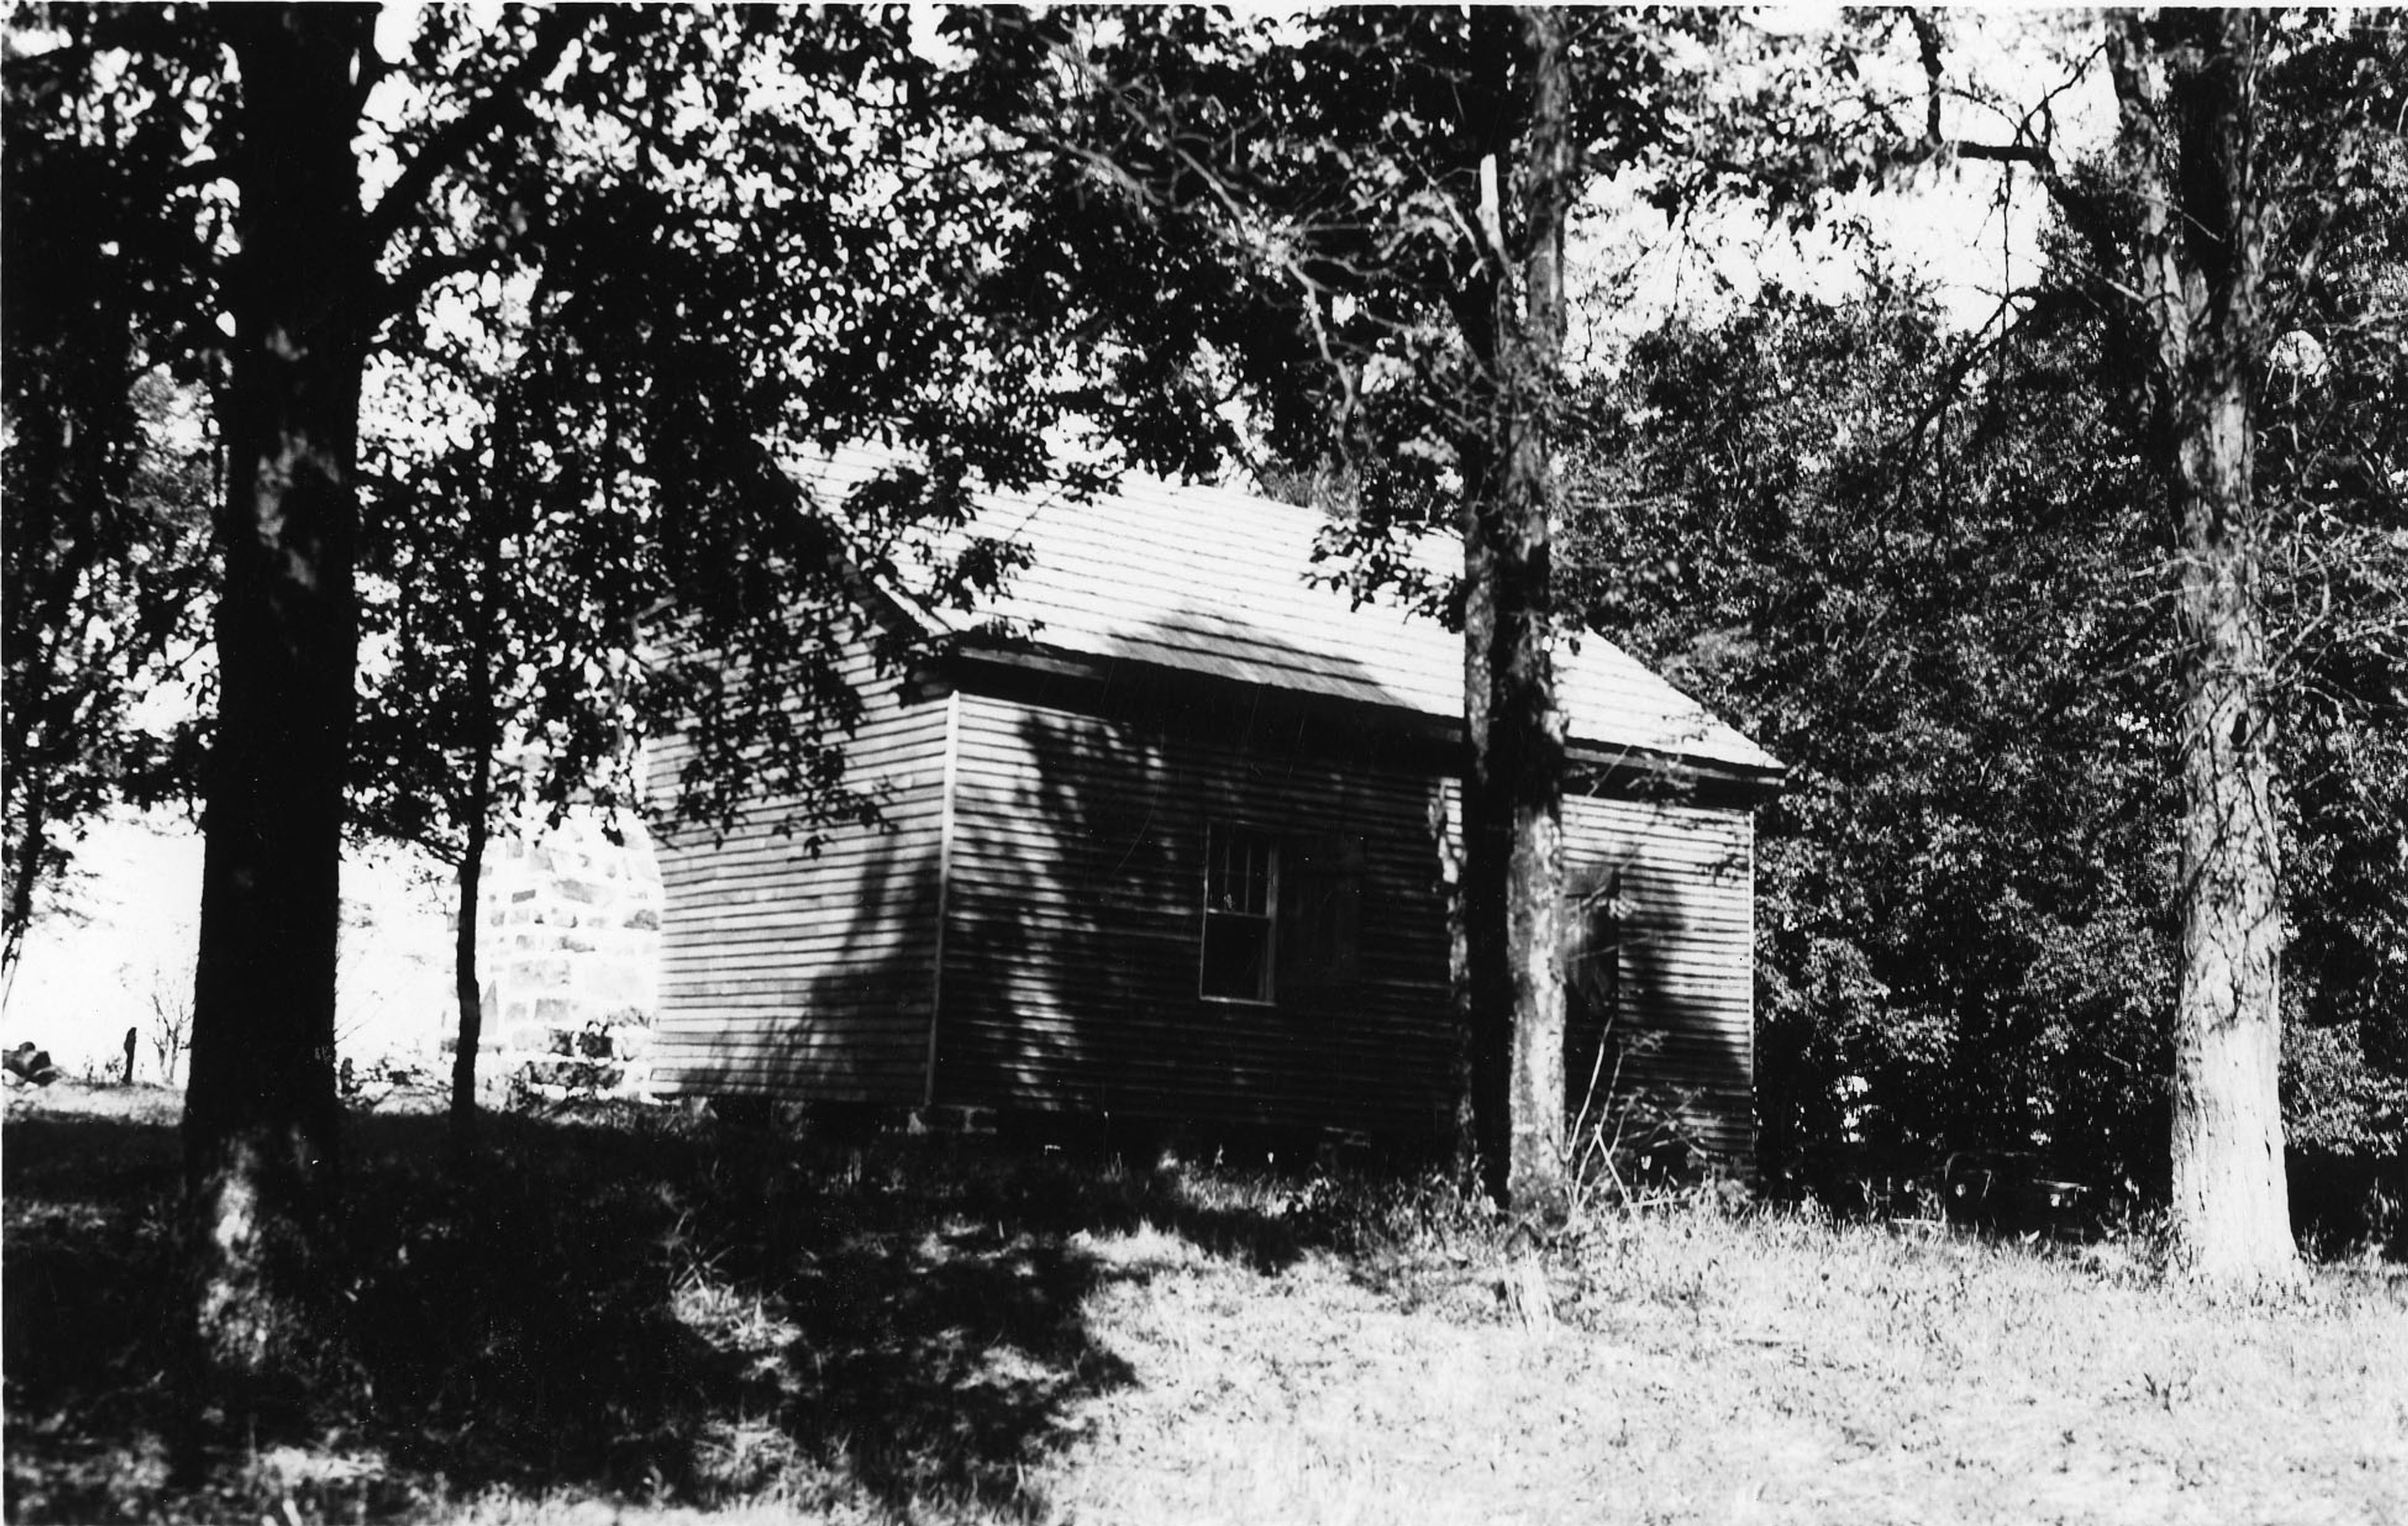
2109;9;2295;1281
450;709;494;1153
182;6;374;1378
1459;436;1513;1196
2;776;45;997
1435;778;1481;1179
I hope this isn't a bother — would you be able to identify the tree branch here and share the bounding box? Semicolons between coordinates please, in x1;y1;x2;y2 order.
366;248;490;335
361;6;595;252
1955;140;2053;166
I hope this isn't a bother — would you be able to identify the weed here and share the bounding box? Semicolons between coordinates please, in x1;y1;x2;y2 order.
5;1094;2403;1525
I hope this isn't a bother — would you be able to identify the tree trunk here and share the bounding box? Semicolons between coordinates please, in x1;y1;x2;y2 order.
1498;8;1573;1219
1;775;45;1001
182;7;374;1379
449;742;492;1152
1459;436;1513;1197
1453;8;1573;1217
2109;9;2295;1281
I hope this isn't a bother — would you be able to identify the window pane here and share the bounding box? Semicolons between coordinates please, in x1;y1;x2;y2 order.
1208;830;1270;915
1211;829;1269;909
1201;913;1272;1001
1202;824;1277;1000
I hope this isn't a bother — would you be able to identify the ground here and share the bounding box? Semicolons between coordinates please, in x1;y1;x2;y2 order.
4;1081;2403;1524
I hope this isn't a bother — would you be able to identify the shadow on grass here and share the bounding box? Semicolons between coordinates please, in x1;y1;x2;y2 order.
1;1098;1336;1522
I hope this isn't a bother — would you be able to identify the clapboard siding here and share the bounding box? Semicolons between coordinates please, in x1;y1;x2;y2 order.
647;648;949;1103
1558;792;1756;1166
649;601;1765;1167
649;648;1763;1162
935;685;1458;1137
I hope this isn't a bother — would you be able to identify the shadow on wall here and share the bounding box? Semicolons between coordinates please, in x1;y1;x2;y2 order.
946;692;1165;1125
655;671;948;1105
784;813;946;1104
939;602;1457;1142
667;591;1750;1159
1562;802;1755;1182
652;845;943;1105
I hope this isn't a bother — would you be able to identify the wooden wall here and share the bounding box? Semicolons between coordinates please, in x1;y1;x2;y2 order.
1558;791;1757;1168
935;669;1459;1138
647;648;950;1102
648;642;1758;1166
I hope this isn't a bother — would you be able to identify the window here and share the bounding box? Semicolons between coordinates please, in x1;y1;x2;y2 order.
1200;824;1277;1002
1200;824;1365;1004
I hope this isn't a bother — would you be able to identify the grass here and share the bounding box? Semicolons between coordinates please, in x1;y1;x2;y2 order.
4;1081;2404;1524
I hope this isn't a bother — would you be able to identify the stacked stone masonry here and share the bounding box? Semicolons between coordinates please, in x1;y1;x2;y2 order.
463;813;662;1100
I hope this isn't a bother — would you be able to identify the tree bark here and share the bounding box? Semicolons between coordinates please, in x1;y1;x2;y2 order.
182;6;374;1379
449;732;492;1153
2109;9;2296;1281
2;774;46;998
1454;7;1573;1216
1459;434;1513;1196
1500;8;1573;1218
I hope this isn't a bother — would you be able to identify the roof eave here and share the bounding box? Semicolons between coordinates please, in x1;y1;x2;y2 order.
951;637;1787;802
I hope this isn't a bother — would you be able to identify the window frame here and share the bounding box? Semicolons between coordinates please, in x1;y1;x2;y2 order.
1198;821;1280;1005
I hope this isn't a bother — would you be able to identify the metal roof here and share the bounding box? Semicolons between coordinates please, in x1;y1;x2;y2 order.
796;445;1782;779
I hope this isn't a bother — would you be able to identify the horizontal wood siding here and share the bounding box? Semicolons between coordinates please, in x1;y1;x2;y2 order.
648;648;947;1103
1558;791;1756;1169
650;626;1762;1160
937;682;1457;1137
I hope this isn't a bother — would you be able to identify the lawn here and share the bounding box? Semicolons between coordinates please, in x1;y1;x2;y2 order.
4;1081;2402;1524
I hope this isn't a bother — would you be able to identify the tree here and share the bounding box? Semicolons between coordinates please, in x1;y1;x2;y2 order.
1909;5;2402;1278
2102;9;2293;1280
1686;4;2408;1275
344;23;1146;1152
956;5;1707;1212
2;22;215;991
2249;14;2408;1218
349;404;515;1147
1597;8;2403;1260
6;2;1122;1382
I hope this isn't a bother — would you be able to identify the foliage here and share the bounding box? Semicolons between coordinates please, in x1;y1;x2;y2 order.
1564;73;2407;1189
3;7;1102;978
1558;13;2405;1228
1562;275;2182;1192
2251;16;2408;1165
949;5;1736;1206
351;11;1155;862
1;20;218;977
4;1;1227;1381
953;7;1711;558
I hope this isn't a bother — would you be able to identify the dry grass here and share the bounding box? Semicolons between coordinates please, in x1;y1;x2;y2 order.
1048;1204;2407;1526
4;1087;2402;1525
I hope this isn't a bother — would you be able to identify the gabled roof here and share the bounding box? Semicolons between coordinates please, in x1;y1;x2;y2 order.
795;445;1782;782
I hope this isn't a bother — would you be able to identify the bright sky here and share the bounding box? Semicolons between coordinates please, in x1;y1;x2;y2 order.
1580;8;2121;349
359;6;2113;359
